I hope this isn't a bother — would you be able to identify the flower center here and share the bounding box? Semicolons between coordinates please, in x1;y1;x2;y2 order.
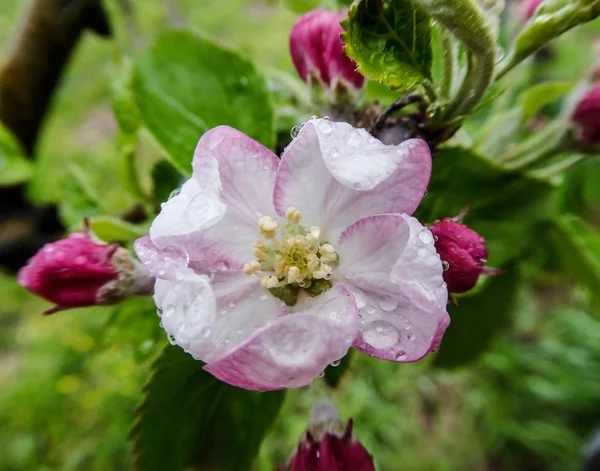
243;208;338;303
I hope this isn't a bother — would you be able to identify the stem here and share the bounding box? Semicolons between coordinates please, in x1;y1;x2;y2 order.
442;52;476;120
370;91;424;133
440;33;455;98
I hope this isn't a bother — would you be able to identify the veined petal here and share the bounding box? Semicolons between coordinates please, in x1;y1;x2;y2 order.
155;270;284;363
149;126;280;272
337;214;449;362
274;119;431;240
203;285;359;391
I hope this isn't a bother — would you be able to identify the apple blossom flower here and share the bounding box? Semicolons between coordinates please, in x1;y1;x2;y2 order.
18;229;154;314
572;85;600;144
135;117;449;391
290;9;364;93
280;403;375;471
429;213;500;294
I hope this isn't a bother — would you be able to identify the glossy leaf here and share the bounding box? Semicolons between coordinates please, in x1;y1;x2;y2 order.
520;81;572;122
499;0;600;78
133;29;274;174
433;262;521;369
88;216;148;243
414;147;556;268
342;0;433;92
548;214;600;311
130;345;285;471
152;160;185;206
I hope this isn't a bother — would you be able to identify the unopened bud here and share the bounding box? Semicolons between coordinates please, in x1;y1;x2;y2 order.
18;230;154;314
572;85;600;144
290;9;365;94
428;216;490;294
280;403;375;471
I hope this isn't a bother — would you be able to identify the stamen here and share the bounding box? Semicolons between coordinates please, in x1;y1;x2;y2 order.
285;207;303;224
258;216;278;239
243;261;261;275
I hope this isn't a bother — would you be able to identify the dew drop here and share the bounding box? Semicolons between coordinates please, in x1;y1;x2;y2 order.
156;308;163;317
203;329;211;338
318;119;333;134
168;334;177;345
318;371;325;378
362;320;401;349
366;305;376;315
168;187;181;200
330;147;340;159
442;260;450;271
395;351;407;361
431;346;440;353
407;331;416;341
229;300;236;308
348;129;361;146
418;228;434;244
290;125;302;138
352;182;362;190
330;359;341;367
393;148;408;164
260;293;268;301
163;305;175;318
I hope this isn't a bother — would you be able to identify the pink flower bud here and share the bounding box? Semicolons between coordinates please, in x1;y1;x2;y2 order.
290;9;365;92
428;217;488;294
521;0;543;21
18;231;153;314
572;85;600;144
282;404;375;471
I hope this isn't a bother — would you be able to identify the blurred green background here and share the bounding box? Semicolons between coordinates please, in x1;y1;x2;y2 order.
2;1;600;470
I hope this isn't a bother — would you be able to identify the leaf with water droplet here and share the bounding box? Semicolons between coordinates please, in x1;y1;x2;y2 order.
342;0;433;92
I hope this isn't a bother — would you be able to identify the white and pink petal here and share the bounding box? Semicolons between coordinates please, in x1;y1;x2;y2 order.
203;285;360;391
336;214;449;362
274;118;431;240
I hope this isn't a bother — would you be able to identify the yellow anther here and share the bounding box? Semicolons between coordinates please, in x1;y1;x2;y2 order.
319;243;337;263
287;265;301;283
266;276;279;289
285;207;303;224
252;241;268;259
309;226;321;239
258;216;278;239
243;261;261;275
313;263;333;280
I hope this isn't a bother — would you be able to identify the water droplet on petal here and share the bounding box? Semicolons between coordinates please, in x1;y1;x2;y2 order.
168;334;177;345
352;182;362;190
318;371;325;378
407;331;416;341
260;293;268;301
418;228;434;244
318;119;333;134
163;305;175;318
330;359;341;367
348;129;361;146
362;320;401;349
395;351;407;361
442;260;450;271
393;148;408;164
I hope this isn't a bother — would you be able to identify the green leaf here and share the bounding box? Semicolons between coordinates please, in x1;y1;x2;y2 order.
88;216;148;243
548;214;600;312
520;81;572;122
498;0;600;78
133;29;275;174
342;0;433;92
433;262;521;369
0;124;33;186
152;160;185;205
414;147;556;268
111;57;141;136
130;346;285;471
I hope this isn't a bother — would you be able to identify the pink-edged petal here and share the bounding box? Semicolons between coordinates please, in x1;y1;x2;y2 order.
134;236;189;281
149;126;279;272
203;285;360;391
274;119;431;239
155;270;284;363
192;125;279;226
336;214;449;362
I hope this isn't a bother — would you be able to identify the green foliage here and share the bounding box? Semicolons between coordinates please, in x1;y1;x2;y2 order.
0;124;33;186
433;265;521;369
342;0;433;92
88;216;148;243
520;81;572;122
415;147;556;268
133;29;275;174
548;215;600;313
130;346;285;471
498;0;600;78
151;160;185;205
